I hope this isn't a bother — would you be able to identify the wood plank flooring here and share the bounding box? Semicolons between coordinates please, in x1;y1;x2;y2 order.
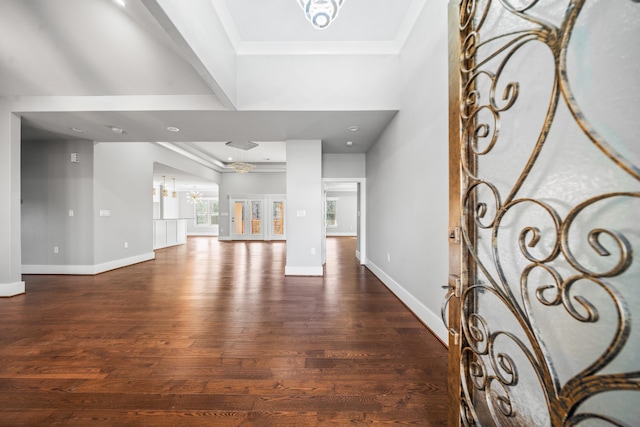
0;237;448;426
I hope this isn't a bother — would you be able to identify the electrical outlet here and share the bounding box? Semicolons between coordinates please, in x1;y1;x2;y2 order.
387;253;391;263
53;246;59;254
68;209;74;217
124;242;128;249
311;247;316;255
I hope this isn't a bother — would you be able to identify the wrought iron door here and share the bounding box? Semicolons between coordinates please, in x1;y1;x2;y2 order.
447;0;640;425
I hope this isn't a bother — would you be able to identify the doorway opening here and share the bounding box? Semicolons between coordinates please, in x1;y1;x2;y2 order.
322;178;366;266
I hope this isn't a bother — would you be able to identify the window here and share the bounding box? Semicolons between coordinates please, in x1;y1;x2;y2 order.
195;198;218;226
326;198;337;228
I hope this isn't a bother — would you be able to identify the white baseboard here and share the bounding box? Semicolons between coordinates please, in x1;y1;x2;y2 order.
326;232;357;237
94;252;156;274
187;232;218;236
22;252;156;276
218;236;232;241
0;281;26;297
153;242;185;250
22;264;94;275
285;265;324;276
366;259;447;345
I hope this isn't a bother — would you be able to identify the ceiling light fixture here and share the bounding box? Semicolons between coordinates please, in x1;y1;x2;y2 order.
186;188;202;204
230;162;255;174
70;127;84;133
110;126;124;134
348;125;359;132
161;176;168;197
172;178;177;198
226;141;257;173
166;126;180;132
298;0;344;30
346;141;354;146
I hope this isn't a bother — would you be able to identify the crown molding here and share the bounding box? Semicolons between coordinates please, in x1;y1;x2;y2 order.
238;41;399;56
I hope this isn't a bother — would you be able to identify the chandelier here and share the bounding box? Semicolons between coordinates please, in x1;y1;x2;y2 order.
298;0;344;30
229;162;255;174
226;141;258;173
186;189;202;204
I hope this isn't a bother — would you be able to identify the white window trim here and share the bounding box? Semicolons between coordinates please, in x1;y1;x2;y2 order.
326;197;338;228
194;197;219;227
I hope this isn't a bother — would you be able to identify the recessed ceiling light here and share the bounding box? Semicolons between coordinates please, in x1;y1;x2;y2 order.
166;126;180;132
70;127;84;133
228;157;233;161
346;141;354;146
348;126;359;132
110;126;124;134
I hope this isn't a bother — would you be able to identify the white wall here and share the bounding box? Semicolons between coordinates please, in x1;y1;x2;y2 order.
147;0;237;107
18;140;221;274
94;142;221;268
22;140;95;268
93;142;156;267
160;188;180;219
218;172;286;238
237;55;399;111
326;191;357;236
365;0;449;341
322;153;365;178
285;140;323;275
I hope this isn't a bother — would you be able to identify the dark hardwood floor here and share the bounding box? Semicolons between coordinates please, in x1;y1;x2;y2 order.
0;237;448;426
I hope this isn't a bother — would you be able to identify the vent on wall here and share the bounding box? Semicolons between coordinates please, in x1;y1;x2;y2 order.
225;141;258;150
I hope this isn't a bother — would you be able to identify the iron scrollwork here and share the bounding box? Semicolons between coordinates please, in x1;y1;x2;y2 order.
456;0;640;425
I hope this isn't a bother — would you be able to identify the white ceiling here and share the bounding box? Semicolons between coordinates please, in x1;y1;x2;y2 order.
0;0;210;96
153;163;219;192
4;0;424;183
218;0;417;47
20;109;396;156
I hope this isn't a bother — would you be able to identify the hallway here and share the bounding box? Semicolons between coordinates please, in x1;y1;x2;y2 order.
0;237;447;426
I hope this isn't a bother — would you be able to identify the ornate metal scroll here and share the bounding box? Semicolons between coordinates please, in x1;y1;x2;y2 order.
454;0;640;425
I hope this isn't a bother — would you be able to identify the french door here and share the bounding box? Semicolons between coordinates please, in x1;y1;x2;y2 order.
231;199;264;240
230;197;286;241
447;1;639;426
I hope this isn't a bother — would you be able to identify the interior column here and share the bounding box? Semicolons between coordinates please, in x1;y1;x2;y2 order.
285;139;323;276
0;107;25;296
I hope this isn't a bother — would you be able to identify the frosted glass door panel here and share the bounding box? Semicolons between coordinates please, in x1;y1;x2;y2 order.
453;0;640;425
250;200;263;237
233;201;245;236
272;201;285;239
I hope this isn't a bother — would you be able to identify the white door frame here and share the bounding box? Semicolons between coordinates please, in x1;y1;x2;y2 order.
322;178;366;265
230;198;265;240
266;196;286;241
230;198;248;240
229;195;286;241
